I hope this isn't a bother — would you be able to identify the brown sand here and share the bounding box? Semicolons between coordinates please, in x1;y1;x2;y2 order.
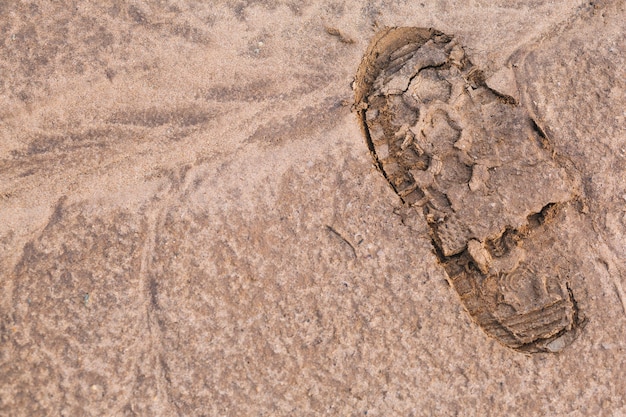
1;1;625;415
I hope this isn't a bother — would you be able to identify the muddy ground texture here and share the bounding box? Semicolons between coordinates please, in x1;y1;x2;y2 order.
1;1;625;416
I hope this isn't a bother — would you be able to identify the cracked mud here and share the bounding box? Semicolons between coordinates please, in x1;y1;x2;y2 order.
354;27;586;353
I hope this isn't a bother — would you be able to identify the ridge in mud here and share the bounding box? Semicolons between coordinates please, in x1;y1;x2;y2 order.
354;27;586;353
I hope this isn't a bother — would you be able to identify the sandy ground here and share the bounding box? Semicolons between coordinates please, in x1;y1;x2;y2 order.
0;1;624;416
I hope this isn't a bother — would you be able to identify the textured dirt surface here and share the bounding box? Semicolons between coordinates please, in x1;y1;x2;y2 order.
354;27;587;352
1;1;624;416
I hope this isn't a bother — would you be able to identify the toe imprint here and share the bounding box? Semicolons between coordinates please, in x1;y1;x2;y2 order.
354;27;586;353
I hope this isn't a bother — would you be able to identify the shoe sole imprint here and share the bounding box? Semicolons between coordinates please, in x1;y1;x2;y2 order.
354;27;585;353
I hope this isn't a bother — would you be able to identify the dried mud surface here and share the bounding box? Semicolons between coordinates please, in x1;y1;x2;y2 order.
354;27;587;353
1;1;625;416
